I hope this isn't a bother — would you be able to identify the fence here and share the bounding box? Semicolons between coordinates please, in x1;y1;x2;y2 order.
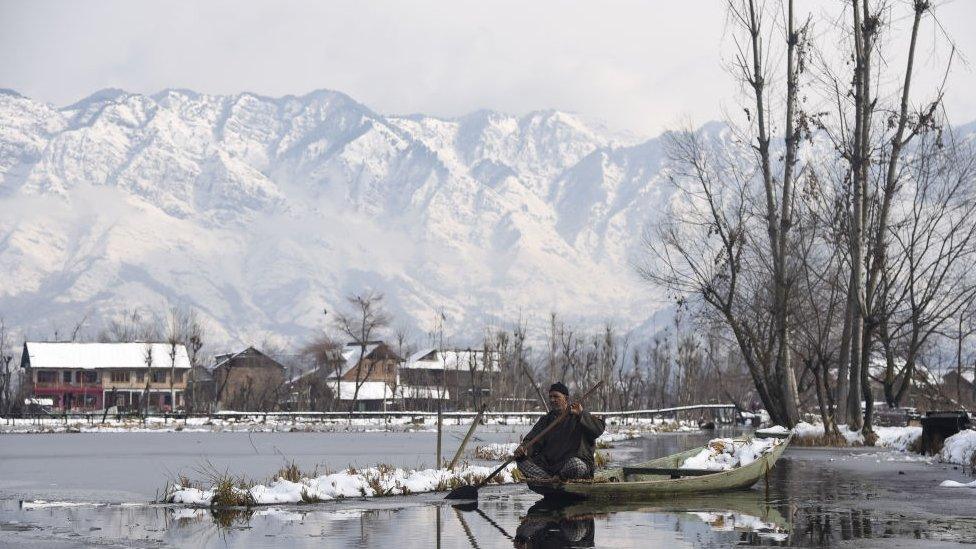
5;403;741;425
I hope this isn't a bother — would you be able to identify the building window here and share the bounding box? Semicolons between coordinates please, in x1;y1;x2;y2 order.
136;371;145;383
152;370;166;383
37;371;57;383
63;371;72;383
174;370;184;383
78;371;97;384
110;371;129;383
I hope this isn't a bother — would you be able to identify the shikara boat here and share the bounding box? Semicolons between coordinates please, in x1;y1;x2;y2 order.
527;435;791;501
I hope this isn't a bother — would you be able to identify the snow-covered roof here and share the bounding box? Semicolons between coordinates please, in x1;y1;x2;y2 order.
396;385;451;400
331;381;394;401
867;354;940;386
23;342;191;370
342;343;380;365
403;348;500;372
328;343;388;379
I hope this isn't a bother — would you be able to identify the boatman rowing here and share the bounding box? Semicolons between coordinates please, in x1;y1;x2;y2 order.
514;382;606;481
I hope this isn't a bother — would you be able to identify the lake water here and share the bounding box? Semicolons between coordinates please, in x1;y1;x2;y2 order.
2;428;975;547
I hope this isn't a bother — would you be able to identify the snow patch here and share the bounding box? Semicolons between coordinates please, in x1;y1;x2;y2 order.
168;463;517;506
940;429;976;466
20;500;102;509
790;422;922;451
680;438;780;471
939;479;976;488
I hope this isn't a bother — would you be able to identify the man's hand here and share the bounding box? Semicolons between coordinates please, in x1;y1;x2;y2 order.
514;445;528;459
569;402;583;416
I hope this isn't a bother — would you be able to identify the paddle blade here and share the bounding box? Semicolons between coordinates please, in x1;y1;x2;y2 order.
444;485;479;500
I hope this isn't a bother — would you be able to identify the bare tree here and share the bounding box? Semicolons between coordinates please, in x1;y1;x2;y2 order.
0;319;12;416
643;0;806;426
141;343;154;420
300;332;343;411
333;291;391;412
877;134;976;406
99;308;161;343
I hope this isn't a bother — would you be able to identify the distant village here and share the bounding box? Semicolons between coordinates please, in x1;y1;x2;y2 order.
1;306;973;420
14;340;502;415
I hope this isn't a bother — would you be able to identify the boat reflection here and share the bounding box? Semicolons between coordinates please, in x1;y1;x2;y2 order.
505;492;789;547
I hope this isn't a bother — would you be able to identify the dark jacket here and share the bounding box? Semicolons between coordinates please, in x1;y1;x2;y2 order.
523;409;606;475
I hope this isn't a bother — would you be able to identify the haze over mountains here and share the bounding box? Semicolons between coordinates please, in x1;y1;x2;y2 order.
0;87;690;347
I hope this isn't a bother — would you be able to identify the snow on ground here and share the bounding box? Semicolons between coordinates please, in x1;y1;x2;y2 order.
754;425;790;436
167;463;518;506
940;429;976;466
1;415;468;434
474;442;519;460
680;438;780;471
1;415;698;435
788;422;922;451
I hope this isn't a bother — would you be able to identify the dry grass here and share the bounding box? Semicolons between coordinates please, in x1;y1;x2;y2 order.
299;487;325;504
793;432;854;447
274;461;304;483
596;440;613;449
176;474;195;489
594;450;611;468
182;460;257;508
210;475;256;508
862;430;879;447
363;470;395;496
473;445;514;460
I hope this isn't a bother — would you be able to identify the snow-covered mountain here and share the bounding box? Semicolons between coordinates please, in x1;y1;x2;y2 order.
0;88;677;347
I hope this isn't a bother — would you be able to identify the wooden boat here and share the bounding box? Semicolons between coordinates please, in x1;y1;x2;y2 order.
527;435;791;501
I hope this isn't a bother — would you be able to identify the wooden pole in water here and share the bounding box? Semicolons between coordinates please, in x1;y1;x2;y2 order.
448;402;487;470
436;504;442;549
436;400;443;468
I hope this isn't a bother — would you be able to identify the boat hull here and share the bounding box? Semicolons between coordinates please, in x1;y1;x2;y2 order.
527;435;791;501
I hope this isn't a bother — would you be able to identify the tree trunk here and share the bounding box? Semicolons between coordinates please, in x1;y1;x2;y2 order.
836;270;856;422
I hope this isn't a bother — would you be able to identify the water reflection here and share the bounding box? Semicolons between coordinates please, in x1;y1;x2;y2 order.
499;492;789;548
6;430;976;547
512;500;595;548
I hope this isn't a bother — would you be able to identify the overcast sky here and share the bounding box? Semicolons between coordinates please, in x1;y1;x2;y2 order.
2;0;974;136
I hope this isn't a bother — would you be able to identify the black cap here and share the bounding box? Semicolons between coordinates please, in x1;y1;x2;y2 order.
549;382;569;396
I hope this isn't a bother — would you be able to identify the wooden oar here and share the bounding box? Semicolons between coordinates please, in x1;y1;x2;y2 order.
445;380;603;500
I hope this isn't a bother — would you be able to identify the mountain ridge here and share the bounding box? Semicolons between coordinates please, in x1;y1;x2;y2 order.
0;87;686;348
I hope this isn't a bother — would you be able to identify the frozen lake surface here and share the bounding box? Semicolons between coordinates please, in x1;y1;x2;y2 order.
0;425;535;502
3;428;976;547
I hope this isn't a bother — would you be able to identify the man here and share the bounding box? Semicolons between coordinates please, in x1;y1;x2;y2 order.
514;382;605;480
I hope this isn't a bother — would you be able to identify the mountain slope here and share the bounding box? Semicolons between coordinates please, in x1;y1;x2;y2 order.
0;88;674;346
